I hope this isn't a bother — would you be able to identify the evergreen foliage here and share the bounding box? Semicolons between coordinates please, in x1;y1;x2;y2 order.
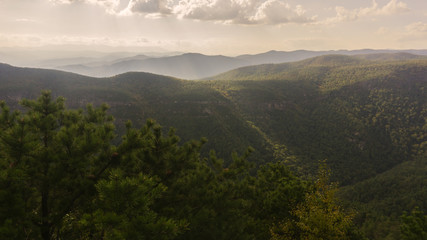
400;207;427;240
0;91;117;239
338;157;427;239
270;163;362;240
0;92;360;240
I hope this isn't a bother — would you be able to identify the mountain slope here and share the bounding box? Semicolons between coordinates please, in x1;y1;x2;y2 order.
208;53;427;81
0;63;271;163
208;55;427;184
205;54;426;239
1;55;426;239
2;54;426;182
338;157;427;240
236;49;427;65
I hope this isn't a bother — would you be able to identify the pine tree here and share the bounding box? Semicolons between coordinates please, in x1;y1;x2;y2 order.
0;91;117;239
270;163;362;240
117;119;258;240
71;169;183;240
1;91;316;240
249;162;308;239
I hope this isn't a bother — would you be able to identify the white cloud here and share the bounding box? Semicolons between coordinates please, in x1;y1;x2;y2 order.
49;0;121;14
15;18;38;23
49;0;73;4
0;33;158;48
377;0;409;15
249;1;315;24
324;0;409;24
405;22;427;34
120;0;173;15
172;0;245;22
327;6;358;23
49;0;316;25
174;0;316;24
396;22;427;44
0;34;44;47
47;0;410;26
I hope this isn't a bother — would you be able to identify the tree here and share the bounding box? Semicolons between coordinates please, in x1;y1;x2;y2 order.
119;120;257;240
114;117;258;240
0;91;116;239
270;163;362;240
0;91;186;240
69;169;183;240
400;207;427;240
0;91;320;240
248;162;308;239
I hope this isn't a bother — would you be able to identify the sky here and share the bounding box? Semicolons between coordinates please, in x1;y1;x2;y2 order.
0;0;427;55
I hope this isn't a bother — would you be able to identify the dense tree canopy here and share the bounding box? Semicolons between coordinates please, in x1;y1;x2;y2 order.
400;207;427;240
0;91;117;239
1;91;363;240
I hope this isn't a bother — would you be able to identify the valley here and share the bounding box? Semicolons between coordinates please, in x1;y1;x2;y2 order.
0;53;426;239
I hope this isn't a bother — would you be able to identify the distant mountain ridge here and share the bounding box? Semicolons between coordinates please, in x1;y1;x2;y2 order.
206;52;427;81
49;49;427;79
56;53;249;79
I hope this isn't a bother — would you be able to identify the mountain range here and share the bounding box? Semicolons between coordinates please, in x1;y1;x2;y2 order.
2;48;427;79
56;49;427;79
0;52;426;239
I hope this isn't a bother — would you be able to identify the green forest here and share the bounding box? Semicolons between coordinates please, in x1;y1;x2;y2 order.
0;54;426;239
1;91;365;240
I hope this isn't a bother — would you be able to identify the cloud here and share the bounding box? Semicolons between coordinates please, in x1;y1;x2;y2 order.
172;0;245;22
249;1;315;24
395;22;427;43
377;0;409;15
49;0;409;25
120;0;173;15
0;33;156;48
15;18;38;23
171;0;316;24
50;0;317;25
49;0;121;14
49;0;74;4
324;0;409;24
405;22;427;34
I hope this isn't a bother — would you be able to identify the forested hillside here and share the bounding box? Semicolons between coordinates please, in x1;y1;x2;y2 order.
0;63;271;164
207;54;427;239
0;53;426;239
208;54;426;183
0;91;364;240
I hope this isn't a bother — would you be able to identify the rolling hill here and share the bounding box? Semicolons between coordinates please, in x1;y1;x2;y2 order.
207;53;426;182
206;54;427;239
0;63;271;164
0;53;426;239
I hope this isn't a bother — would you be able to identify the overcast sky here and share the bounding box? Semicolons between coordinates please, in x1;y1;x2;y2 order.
0;0;426;55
